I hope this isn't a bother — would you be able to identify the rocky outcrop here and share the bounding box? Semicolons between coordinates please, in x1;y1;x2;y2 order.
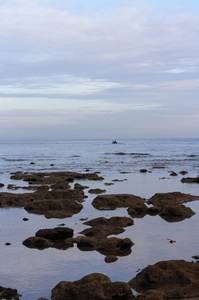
10;171;104;184
0;285;21;300
92;194;144;210
181;176;199;183
148;192;199;207
129;260;199;299
51;273;134;300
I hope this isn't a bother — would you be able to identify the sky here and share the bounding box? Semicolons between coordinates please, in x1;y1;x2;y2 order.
0;0;199;139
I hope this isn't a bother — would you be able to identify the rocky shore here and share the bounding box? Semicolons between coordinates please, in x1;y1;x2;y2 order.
1;170;199;299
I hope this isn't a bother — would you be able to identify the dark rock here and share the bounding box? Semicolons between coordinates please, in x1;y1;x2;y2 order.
179;170;188;175
181;176;199;183
80;225;125;237
5;242;11;246
148;192;199;207
170;171;178;176
35;227;73;240
140;169;148;173
50;182;70;190
22;236;54;250
51;273;134;300
0;183;4;188
128;202;153;218
158;204;195;222
74;236;134;257
74;183;89;190
30;162;35;164
25;199;83;218
92;194;144;210
84;216;134;227
192;255;199;260
105;255;118;263
129;260;199;299
0;285;21;300
88;188;106;194
23;218;29;221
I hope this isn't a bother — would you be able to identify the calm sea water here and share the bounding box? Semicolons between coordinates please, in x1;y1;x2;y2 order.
0;139;199;299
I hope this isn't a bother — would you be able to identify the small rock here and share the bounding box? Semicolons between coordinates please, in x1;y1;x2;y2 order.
0;183;4;188
170;171;178;176
5;242;11;246
140;169;148;173
105;255;118;263
23;218;29;221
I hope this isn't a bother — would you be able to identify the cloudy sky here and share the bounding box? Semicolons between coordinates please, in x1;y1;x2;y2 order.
0;0;199;139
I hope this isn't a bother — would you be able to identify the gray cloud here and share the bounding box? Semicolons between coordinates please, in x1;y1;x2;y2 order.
0;1;199;138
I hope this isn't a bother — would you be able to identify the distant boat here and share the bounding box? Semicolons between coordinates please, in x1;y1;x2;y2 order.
112;140;117;144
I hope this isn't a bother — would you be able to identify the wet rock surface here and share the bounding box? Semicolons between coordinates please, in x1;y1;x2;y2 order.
148;192;199;207
0;285;21;300
181;176;199;183
92;194;144;210
83;216;134;227
51;273;135;300
129;260;199;299
23;227;74;250
88;188;106;194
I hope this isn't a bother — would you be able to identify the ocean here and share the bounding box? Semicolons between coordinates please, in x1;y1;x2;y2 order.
0;139;199;299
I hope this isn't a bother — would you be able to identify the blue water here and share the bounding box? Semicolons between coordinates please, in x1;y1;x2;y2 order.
0;139;199;299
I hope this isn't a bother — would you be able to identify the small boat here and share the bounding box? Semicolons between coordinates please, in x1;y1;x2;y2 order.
112;140;117;144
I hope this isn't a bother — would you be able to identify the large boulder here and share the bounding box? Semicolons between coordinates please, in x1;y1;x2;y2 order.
51;273;134;300
129;260;199;299
92;194;144;210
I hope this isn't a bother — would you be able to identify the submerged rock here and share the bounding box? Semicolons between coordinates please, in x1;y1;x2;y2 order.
129;260;199;299
51;273;134;300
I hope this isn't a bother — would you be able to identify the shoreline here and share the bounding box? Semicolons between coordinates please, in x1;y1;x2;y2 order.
0;169;199;299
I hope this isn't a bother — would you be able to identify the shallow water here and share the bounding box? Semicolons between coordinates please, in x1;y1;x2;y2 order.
0;139;199;299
